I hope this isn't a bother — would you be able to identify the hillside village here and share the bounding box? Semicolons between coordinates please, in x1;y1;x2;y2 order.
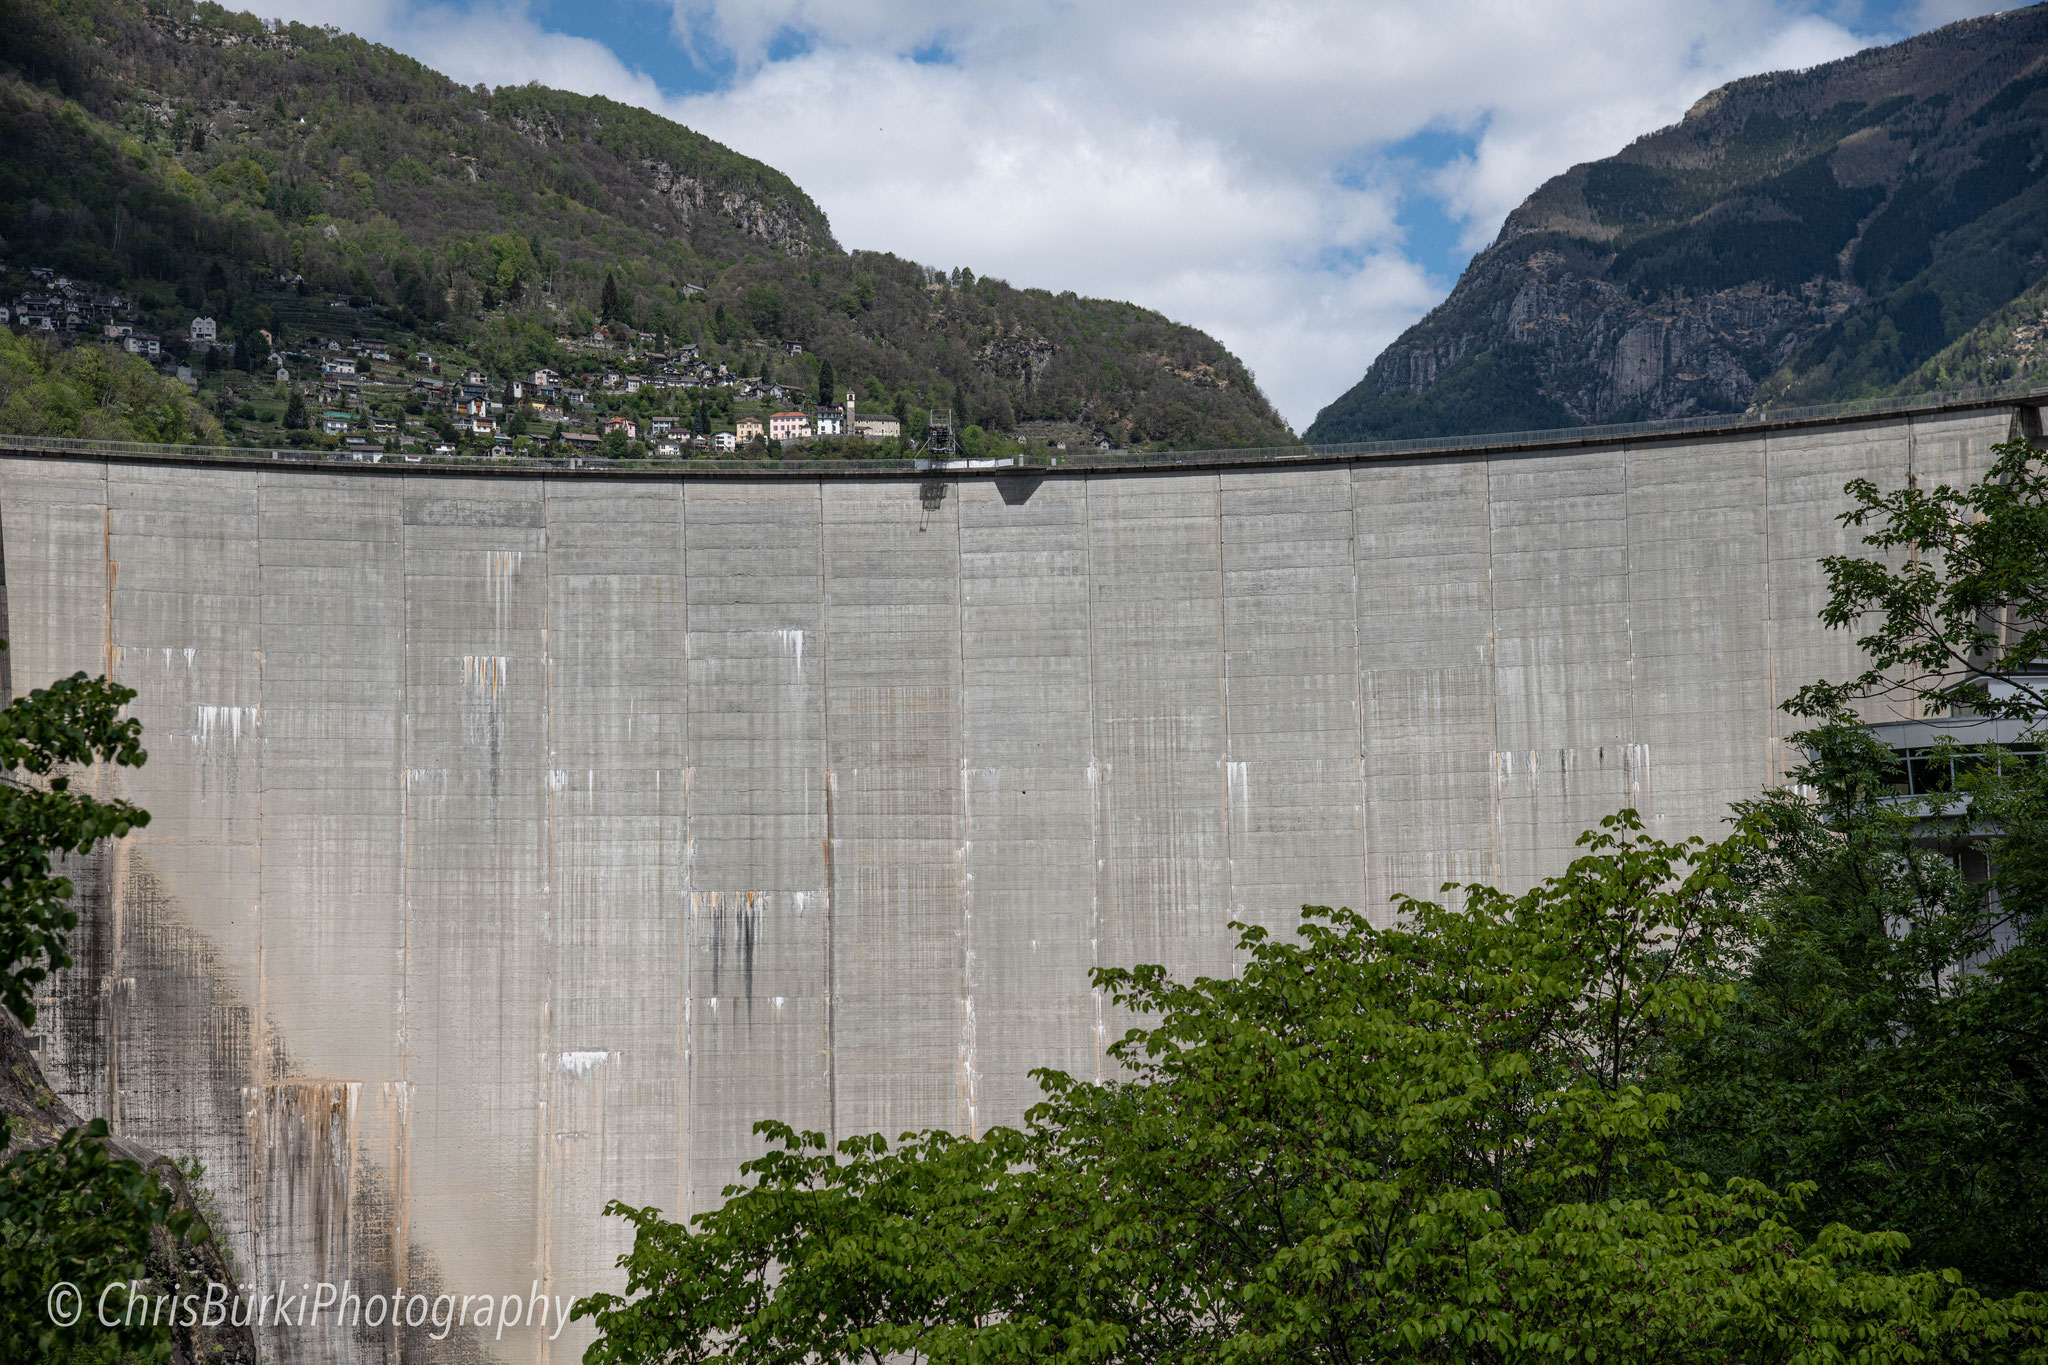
2;264;1062;462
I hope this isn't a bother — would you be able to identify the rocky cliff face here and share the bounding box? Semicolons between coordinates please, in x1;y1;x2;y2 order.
640;158;821;257
1308;3;2048;442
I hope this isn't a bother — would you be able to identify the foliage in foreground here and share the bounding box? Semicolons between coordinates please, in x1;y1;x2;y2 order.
0;642;195;1363
1664;437;2048;1295
576;814;2047;1363
1664;720;2048;1295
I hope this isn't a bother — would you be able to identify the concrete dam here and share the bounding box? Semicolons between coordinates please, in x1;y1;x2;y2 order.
0;393;2032;1362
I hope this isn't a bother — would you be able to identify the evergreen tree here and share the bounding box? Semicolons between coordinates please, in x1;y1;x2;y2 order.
817;356;835;409
284;389;307;430
600;272;620;322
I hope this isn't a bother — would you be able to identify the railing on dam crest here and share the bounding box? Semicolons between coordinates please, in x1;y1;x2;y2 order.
2;378;2043;478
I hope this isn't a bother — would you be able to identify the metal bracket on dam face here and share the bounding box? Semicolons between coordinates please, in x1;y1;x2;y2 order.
0;391;2037;1363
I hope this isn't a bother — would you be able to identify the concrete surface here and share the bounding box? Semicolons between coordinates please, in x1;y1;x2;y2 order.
0;400;2024;1362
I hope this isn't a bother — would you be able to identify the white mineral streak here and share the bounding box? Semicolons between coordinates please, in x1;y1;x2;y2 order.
192;704;259;746
555;1050;617;1079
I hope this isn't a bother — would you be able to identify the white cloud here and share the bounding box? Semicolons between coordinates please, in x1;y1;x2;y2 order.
251;0;668;99
237;0;1999;429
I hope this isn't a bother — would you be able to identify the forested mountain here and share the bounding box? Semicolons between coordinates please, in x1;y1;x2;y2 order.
1308;4;2048;443
0;0;1291;450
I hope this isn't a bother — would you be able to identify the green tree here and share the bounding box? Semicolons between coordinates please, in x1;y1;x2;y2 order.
206;156;268;204
816;355;835;409
1661;721;2048;1293
1790;437;2048;721
284;388;307;430
744;285;783;336
487;232;537;296
1661;438;2048;1294
0;645;196;1362
601;272;621;322
0;333;222;445
577;814;2048;1363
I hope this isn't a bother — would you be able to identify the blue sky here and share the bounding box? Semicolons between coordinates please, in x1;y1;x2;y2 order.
252;0;2008;428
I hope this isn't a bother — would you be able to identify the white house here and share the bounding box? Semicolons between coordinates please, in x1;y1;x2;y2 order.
322;357;357;376
712;431;737;453
814;407;844;437
189;316;217;343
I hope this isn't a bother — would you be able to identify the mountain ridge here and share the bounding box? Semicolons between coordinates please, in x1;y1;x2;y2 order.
0;0;1293;452
1308;4;2048;443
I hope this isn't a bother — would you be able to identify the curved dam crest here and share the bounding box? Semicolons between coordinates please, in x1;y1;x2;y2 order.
0;399;2028;1362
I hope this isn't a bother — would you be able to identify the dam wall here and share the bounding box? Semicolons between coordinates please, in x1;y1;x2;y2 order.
0;398;2029;1362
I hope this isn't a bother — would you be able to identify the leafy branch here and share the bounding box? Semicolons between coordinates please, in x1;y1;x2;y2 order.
1790;437;2048;722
